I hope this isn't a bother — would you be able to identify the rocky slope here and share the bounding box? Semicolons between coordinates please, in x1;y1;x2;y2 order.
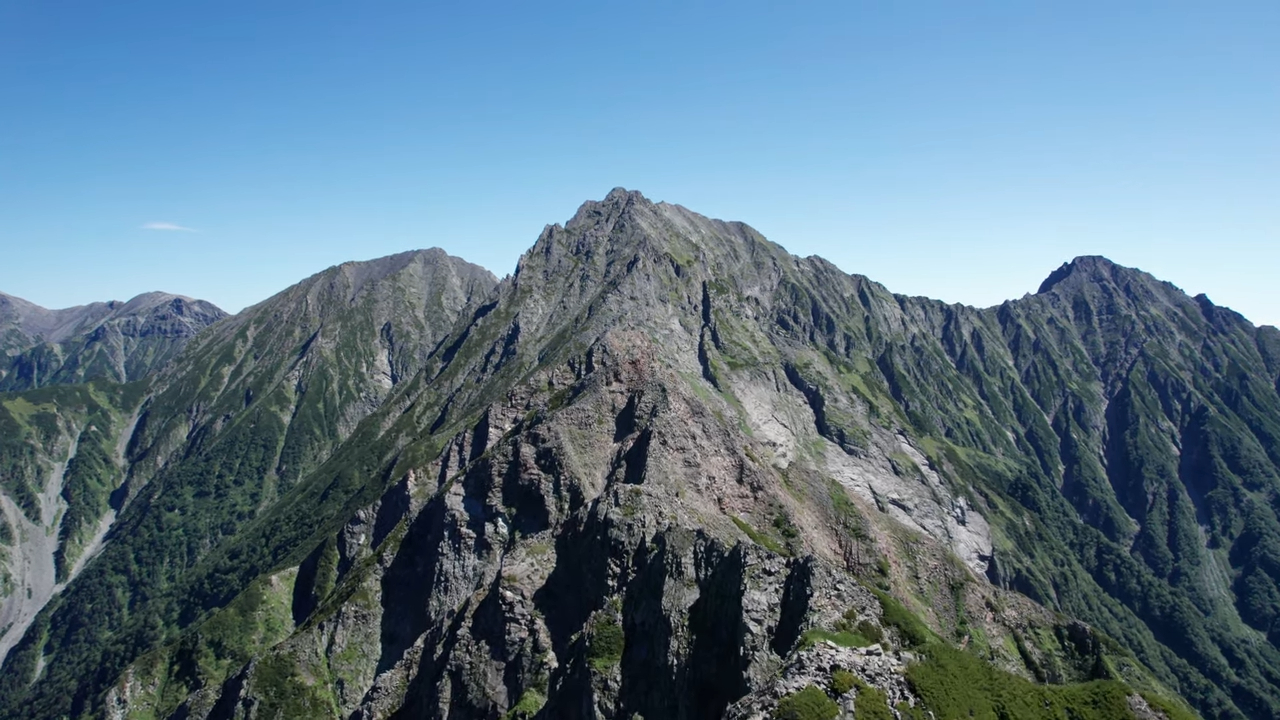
1;190;1277;719
0;381;146;664
0;291;228;391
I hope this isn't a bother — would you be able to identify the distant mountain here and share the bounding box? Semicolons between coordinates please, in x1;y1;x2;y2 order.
2;192;1278;719
0;291;227;391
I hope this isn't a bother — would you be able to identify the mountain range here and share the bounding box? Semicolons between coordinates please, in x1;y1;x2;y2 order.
0;291;227;392
1;189;1278;720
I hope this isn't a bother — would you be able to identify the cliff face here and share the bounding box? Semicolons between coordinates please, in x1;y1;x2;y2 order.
2;190;1277;719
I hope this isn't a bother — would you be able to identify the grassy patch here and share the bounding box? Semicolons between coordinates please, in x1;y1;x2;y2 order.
854;618;884;645
502;688;546;719
732;515;789;556
907;643;1135;720
853;678;895;720
1138;691;1199;720
872;588;932;648
774;684;838;720
830;668;856;696
800;627;873;650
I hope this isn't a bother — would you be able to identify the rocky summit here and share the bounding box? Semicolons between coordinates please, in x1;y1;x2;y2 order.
1;190;1279;720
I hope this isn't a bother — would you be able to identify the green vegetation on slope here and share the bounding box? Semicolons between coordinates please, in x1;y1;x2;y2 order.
589;618;625;670
113;570;298;718
0;252;496;718
758;251;1280;718
774;684;838;720
906;643;1133;720
0;380;144;575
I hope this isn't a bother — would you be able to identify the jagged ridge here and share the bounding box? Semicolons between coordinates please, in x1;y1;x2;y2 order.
2;190;1277;719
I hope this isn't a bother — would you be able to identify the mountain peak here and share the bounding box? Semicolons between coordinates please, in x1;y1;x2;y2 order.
330;247;495;302
1036;255;1124;294
1033;256;1196;317
517;189;663;280
564;187;651;231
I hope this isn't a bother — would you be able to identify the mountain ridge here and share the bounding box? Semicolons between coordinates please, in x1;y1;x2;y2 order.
0;248;496;688
0;290;220;343
0;190;1275;719
0;289;228;392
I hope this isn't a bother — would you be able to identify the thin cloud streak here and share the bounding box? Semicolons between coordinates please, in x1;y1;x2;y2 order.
141;222;197;232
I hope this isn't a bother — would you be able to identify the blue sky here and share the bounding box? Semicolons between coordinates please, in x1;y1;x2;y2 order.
2;2;1277;324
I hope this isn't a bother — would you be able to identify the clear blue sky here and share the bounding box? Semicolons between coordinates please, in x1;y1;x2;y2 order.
2;2;1277;325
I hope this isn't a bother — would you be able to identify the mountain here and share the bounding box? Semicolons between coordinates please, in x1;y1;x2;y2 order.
0;291;228;392
0;249;496;693
1;190;1278;719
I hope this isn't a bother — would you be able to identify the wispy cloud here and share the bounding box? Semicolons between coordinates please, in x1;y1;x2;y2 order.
141;221;197;232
